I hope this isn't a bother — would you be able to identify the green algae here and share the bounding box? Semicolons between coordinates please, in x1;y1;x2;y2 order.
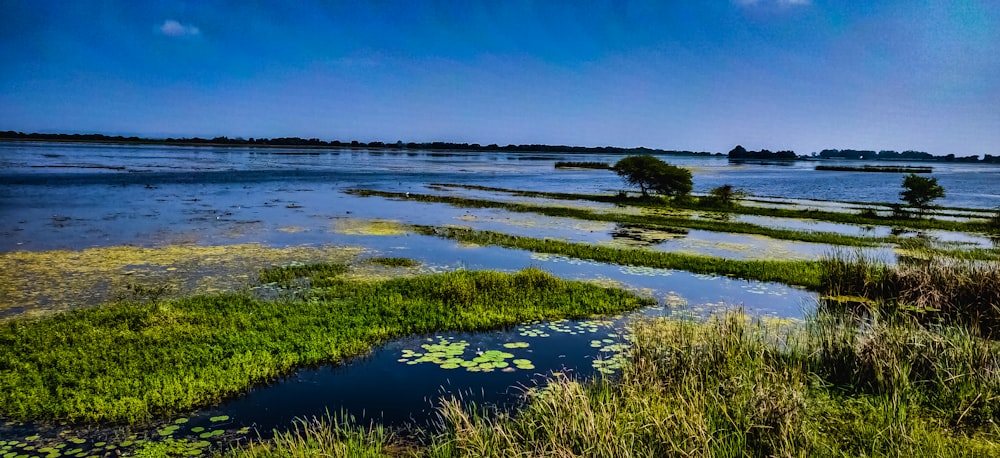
0;243;362;320
330;218;408;236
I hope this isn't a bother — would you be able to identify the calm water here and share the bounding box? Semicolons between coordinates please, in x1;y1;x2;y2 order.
3;141;998;252
0;141;993;450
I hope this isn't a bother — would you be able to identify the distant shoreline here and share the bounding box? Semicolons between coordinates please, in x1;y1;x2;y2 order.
3;130;998;164
0;131;720;157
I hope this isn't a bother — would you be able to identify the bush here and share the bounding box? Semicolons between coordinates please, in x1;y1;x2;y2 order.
704;184;743;208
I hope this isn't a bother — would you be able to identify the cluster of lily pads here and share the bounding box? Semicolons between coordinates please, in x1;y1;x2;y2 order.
516;318;614;337
590;332;633;375
741;282;790;297
0;415;247;458
397;337;535;372
618;265;676;277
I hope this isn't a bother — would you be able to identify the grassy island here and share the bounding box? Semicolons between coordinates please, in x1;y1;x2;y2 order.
0;267;653;424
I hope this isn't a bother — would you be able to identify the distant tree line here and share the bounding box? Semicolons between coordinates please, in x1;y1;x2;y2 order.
817;149;997;163
0;131;721;157
4;131;996;162
727;145;798;160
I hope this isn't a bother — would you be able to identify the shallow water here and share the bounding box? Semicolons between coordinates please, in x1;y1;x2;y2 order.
3;141;992;451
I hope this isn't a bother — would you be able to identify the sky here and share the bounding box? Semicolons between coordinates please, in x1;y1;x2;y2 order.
1;1;998;155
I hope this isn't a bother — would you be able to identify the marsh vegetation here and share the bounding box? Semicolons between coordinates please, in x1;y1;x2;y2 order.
3;144;999;456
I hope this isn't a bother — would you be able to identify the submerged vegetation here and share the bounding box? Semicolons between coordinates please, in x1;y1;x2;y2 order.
427;183;990;233
0;243;362;319
412;225;824;288
0;267;653;424
350;189;888;248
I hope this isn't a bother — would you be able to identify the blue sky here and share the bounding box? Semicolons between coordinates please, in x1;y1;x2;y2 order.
1;1;998;155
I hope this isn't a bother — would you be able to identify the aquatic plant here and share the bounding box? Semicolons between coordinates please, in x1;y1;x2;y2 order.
348;188;890;248
259;262;349;287
0;243;362;319
413;225;825;289
364;257;420;268
0;268;653;423
330;218;407;236
427;183;982;233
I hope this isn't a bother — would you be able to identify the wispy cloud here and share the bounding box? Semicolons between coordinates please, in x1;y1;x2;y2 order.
158;20;200;37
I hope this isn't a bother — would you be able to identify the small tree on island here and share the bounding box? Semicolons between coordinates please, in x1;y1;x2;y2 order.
706;184;744;208
613;155;692;199
900;173;945;216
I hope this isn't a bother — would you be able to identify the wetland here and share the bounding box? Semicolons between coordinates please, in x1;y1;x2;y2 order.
2;141;999;456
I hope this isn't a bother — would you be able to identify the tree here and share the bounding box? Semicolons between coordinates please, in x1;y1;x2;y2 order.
613;155;692;198
900;173;944;216
706;184;743;208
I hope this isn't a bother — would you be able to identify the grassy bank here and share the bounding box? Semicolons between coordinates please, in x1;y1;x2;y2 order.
815;164;933;173
553;161;611;169
349;189;887;248
0;267;653;424
230;311;1000;457
412;225;824;288
430;183;989;233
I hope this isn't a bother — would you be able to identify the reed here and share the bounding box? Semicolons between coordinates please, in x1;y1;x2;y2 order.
222;413;395;458
423;311;1000;457
819;252;1000;336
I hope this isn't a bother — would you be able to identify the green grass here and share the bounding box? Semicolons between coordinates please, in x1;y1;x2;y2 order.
364;257;421;268
222;414;396;458
412;225;824;289
349;188;888;248
258;262;350;287
0;268;653;424
428;183;989;233
229;311;1000;457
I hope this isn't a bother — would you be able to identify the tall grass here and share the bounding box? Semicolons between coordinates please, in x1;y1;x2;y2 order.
423;312;1000;457
819;252;1000;336
223;414;396;458
0;268;653;424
